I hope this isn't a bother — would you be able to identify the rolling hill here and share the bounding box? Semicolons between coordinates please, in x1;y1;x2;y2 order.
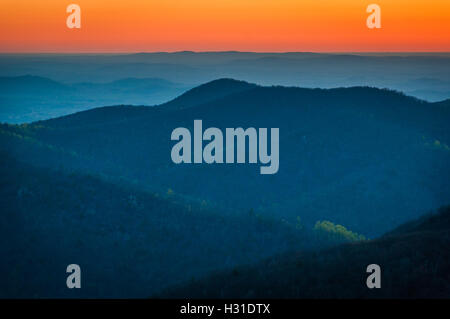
0;154;333;298
1;78;449;298
3;79;448;237
160;206;450;299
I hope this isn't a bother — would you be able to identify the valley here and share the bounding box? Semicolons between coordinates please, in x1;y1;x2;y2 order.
1;77;449;298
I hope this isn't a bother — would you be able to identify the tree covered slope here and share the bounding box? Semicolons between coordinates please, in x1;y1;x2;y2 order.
160;206;450;299
0;154;336;298
3;79;449;237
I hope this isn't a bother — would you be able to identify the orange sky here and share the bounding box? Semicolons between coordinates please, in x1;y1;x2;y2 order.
0;0;449;52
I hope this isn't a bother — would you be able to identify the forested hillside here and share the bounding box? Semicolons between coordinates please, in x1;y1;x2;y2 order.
161;206;450;299
2;79;449;237
1;79;449;298
0;154;348;298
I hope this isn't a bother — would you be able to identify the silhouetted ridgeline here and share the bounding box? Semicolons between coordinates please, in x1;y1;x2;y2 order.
0;79;449;298
160;78;257;110
3;79;448;237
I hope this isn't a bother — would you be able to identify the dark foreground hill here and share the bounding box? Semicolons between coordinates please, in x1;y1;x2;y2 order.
0;154;343;298
160;206;450;299
3;79;449;237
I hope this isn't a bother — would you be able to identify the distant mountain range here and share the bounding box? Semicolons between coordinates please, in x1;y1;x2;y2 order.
1;52;450;102
0;75;190;123
2;79;449;238
1;78;449;298
2;51;450;123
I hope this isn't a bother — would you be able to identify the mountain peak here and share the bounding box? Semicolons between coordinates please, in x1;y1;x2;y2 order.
160;78;258;110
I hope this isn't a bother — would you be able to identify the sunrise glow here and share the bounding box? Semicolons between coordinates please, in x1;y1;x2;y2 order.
0;0;449;52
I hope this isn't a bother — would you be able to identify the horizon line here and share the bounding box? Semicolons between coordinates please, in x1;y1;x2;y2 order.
1;50;450;55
